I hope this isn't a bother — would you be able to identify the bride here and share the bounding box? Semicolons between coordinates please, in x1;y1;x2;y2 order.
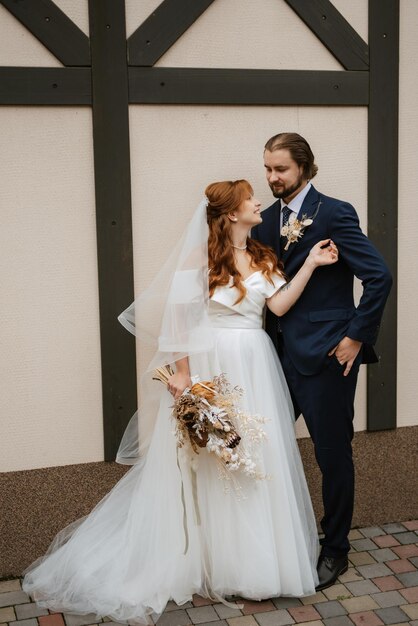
23;179;338;624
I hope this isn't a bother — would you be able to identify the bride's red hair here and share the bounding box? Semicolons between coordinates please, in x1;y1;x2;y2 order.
205;179;284;304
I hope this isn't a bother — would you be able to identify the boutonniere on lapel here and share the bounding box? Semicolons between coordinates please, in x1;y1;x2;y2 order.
281;198;322;251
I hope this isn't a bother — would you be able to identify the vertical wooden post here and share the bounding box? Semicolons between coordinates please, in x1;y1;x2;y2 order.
367;0;399;430
88;0;137;459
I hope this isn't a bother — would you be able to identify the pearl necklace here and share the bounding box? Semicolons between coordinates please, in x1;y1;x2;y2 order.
232;244;247;250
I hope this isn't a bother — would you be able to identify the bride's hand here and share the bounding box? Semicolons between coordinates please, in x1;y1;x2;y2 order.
307;239;339;268
167;372;192;399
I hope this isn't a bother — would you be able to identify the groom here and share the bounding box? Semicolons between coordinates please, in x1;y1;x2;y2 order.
251;133;392;590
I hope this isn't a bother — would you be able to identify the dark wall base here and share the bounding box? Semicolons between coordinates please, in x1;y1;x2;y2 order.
0;461;128;578
299;425;418;530
1;425;417;577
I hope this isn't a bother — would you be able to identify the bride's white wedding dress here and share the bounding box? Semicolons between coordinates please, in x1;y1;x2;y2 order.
23;270;319;624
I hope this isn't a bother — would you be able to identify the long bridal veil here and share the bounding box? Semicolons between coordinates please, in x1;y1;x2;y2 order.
116;198;213;463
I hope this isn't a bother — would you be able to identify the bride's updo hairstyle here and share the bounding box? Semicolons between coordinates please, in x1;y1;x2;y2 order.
205;179;284;304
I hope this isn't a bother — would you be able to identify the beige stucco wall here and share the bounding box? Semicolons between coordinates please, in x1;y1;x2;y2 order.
0;107;104;472
397;0;418;428
0;0;416;471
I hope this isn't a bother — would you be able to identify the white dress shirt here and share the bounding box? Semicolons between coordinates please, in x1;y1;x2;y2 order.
279;182;312;229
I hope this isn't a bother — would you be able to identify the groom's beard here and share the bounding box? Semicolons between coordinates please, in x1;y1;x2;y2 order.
269;174;305;200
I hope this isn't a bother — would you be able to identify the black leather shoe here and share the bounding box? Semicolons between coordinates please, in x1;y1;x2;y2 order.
315;555;349;591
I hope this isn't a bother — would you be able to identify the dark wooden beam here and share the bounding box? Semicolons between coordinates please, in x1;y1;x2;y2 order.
128;68;369;105
0;0;90;66
367;0;399;431
284;0;369;71
0;67;91;105
0;67;369;107
127;0;215;66
88;0;137;460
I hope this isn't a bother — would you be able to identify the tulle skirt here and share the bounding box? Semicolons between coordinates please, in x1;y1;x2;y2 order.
23;327;319;624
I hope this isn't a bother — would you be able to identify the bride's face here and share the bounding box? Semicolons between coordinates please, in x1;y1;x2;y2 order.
234;194;262;226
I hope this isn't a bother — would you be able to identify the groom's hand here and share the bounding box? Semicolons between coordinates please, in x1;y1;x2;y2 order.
328;337;362;376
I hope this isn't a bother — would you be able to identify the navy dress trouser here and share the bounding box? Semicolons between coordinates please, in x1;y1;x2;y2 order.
277;335;362;558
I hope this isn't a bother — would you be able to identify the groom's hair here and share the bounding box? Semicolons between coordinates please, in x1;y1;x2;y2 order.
264;132;318;180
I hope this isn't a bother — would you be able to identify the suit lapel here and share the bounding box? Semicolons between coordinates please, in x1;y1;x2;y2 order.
282;185;321;264
264;199;282;260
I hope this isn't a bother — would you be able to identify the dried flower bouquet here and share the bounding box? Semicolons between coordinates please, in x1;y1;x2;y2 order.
153;366;267;481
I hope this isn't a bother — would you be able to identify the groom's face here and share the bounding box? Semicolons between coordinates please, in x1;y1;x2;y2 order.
264;149;306;202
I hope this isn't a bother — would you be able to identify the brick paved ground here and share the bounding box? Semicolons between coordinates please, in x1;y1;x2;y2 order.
1;520;417;626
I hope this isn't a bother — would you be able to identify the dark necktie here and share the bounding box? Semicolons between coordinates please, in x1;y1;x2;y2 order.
277;205;293;334
280;205;293;254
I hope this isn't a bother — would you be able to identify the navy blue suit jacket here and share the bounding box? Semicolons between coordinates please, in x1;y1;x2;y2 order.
251;185;393;375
